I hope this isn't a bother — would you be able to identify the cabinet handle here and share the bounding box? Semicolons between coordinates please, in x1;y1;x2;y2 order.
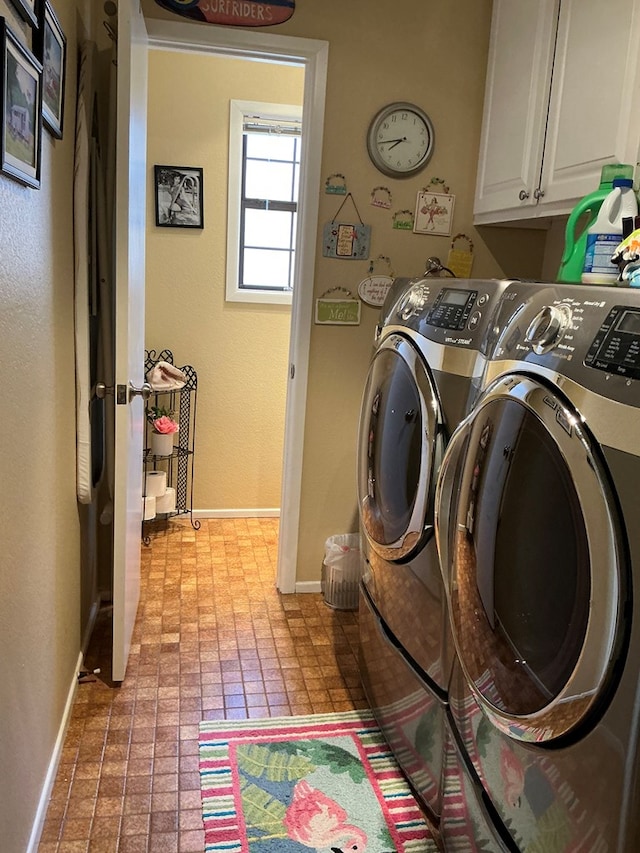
533;187;545;200
518;190;530;201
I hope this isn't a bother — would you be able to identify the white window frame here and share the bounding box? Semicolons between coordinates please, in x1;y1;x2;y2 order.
226;99;303;305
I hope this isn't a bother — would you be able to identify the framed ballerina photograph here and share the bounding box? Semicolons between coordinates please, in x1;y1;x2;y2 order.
413;190;455;236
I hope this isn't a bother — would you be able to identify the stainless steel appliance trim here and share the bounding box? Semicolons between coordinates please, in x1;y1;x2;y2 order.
484;360;640;456
358;333;444;561
437;374;626;742
381;324;487;379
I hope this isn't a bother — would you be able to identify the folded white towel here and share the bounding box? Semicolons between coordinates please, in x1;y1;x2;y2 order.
146;361;187;390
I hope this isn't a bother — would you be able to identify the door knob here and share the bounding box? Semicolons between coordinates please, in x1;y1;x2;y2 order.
94;381;152;404
518;189;530;201
129;381;152;402
95;381;113;399
533;187;545;200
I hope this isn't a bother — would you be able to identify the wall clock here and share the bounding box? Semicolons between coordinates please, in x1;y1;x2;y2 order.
367;102;435;178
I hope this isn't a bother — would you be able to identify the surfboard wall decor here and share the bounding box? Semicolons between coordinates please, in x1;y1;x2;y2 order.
153;0;295;27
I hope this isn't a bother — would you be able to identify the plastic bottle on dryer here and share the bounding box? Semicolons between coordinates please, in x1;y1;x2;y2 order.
581;178;639;285
557;163;634;283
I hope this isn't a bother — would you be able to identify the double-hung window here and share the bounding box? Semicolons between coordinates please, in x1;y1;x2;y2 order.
226;100;302;304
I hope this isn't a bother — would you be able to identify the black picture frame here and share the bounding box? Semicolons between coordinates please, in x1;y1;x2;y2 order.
154;165;204;228
34;0;66;138
1;18;42;189
8;0;38;29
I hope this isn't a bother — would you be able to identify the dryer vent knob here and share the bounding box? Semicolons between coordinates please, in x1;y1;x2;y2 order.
525;304;572;354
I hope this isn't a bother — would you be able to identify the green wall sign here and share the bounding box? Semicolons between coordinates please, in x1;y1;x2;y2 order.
315;298;361;326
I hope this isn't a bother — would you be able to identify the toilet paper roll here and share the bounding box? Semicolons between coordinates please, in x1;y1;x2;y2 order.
142;495;156;520
145;470;167;498
156;487;176;514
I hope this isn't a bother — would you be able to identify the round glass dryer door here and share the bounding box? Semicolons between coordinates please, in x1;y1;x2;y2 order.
436;373;629;743
358;333;444;561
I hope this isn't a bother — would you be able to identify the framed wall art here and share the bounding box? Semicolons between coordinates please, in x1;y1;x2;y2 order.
154;165;204;228
413;190;455;236
34;0;66;138
9;0;38;28
1;19;42;189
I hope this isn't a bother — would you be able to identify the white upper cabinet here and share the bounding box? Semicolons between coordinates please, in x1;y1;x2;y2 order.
473;0;558;221
474;0;640;224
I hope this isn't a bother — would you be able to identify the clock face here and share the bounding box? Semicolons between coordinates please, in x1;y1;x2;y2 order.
367;102;435;178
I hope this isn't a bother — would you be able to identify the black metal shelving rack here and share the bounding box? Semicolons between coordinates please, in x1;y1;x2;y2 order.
143;349;200;542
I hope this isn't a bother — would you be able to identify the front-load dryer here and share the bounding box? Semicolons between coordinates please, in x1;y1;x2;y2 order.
435;280;640;851
357;277;512;827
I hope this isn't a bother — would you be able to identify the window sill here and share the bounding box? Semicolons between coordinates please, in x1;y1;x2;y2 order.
226;288;293;306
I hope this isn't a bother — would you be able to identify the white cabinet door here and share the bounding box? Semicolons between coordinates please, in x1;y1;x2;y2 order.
540;0;640;208
473;0;559;221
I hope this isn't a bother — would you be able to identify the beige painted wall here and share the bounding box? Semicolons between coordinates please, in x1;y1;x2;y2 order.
0;1;99;848
0;0;554;846
142;0;548;583
146;53;303;511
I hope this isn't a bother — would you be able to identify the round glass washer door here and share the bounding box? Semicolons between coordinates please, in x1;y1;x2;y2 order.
436;373;629;743
358;333;444;561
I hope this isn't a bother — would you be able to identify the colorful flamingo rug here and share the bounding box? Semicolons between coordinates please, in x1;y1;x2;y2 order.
198;709;437;853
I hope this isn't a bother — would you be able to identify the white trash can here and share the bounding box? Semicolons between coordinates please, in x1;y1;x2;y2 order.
321;533;362;610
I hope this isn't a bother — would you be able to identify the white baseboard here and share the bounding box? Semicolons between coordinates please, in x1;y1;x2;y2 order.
192;508;280;519
294;580;322;594
27;651;83;853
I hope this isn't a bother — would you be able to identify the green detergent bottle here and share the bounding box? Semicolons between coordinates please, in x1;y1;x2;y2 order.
557;163;635;283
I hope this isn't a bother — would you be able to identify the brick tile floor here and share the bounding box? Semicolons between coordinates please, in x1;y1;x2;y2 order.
38;517;365;852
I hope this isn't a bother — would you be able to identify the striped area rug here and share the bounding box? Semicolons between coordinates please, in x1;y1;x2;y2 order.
199;709;437;853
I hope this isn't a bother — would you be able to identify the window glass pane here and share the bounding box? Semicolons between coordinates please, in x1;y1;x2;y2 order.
244;209;294;249
292;163;300;201
245;160;295;201
246;133;297;160
242;248;292;290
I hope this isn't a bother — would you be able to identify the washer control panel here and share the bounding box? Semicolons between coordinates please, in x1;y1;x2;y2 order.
379;278;515;350
426;287;478;330
585;305;640;379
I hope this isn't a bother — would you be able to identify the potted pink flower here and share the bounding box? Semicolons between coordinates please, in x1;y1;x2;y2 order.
147;405;179;456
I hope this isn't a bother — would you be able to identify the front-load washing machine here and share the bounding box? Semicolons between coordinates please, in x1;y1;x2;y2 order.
357;277;512;828
435;280;640;851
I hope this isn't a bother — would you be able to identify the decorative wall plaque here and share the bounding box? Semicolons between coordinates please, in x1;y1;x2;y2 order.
153;0;295;27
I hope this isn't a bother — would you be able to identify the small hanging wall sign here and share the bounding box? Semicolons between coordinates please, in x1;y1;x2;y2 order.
325;173;347;195
370;186;392;209
322;193;371;260
447;233;475;278
358;255;395;307
153;0;295;26
315;287;361;325
414;177;455;236
392;209;414;231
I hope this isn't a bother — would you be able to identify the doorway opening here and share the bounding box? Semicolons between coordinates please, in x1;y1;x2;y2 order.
145;20;329;593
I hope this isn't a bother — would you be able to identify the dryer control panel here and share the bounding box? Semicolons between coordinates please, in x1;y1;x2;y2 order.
585;306;640;380
486;281;640;412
